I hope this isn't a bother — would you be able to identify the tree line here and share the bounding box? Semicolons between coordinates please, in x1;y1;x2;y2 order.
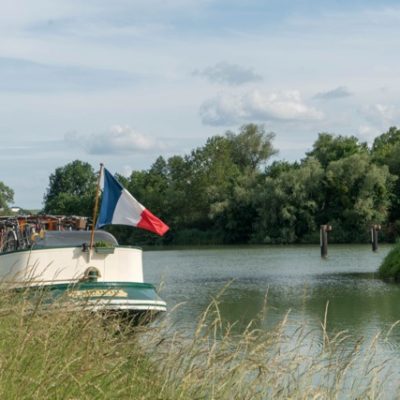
2;124;400;245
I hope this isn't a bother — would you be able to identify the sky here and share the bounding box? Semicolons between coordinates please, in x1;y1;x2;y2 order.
1;0;400;209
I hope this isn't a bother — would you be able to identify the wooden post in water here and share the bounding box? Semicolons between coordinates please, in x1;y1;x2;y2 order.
320;225;332;258
371;224;381;252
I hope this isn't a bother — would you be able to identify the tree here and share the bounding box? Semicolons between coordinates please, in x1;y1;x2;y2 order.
322;153;394;242
166;154;205;229
118;125;277;244
204;124;277;243
121;157;170;216
0;182;14;213
371;127;400;227
306;133;368;168
371;126;400;161
226;124;277;171
253;158;324;243
170;125;277;243
43;160;97;216
265;160;300;179
116;157;172;245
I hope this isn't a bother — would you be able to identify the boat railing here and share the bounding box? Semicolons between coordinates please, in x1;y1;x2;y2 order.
0;215;90;254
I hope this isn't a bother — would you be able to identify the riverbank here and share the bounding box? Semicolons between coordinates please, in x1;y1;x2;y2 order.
1;289;399;399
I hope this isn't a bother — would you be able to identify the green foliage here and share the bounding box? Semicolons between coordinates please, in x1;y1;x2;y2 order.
322;153;393;242
378;242;400;280
0;181;14;213
306;133;368;168
371;126;400;162
265;160;300;178
94;240;114;248
43;160;97;216
36;125;400;245
171;228;225;245
371;127;400;232
253;157;324;243
226;123;277;171
114;124;276;245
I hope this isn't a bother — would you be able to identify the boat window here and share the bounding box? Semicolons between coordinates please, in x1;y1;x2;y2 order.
32;230;119;248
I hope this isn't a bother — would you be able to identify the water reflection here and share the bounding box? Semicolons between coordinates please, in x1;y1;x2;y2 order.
144;245;400;342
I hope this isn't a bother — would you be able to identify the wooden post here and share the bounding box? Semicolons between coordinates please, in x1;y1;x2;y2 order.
320;225;332;258
89;163;104;251
371;224;381;252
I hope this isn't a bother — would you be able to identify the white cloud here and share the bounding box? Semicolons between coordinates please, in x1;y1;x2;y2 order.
199;94;245;126
358;125;380;143
194;62;262;86
199;90;323;126
65;125;166;155
121;165;133;177
356;104;400;142
3;0;400;209
362;104;400;126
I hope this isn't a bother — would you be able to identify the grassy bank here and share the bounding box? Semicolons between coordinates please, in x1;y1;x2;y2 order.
0;290;398;399
378;241;400;281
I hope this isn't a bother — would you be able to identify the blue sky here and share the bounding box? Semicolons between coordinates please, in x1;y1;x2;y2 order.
1;0;400;208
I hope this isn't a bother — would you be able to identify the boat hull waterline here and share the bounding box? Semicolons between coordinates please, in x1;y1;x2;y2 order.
18;281;167;313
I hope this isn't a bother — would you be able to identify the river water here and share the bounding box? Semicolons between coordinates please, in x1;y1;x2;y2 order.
144;245;400;334
143;244;400;394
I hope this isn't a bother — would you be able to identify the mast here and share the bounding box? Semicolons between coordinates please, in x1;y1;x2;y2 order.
89;163;104;251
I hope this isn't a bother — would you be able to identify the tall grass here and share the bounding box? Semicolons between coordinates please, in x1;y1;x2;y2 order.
0;288;398;399
0;289;166;399
144;298;398;399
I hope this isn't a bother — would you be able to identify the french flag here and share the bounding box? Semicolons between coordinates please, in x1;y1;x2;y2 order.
96;168;169;236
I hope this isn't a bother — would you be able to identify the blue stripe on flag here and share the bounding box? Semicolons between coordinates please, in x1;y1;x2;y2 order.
96;168;123;228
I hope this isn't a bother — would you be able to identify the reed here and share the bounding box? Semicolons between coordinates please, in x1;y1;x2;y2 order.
0;288;397;399
142;297;398;399
0;289;165;399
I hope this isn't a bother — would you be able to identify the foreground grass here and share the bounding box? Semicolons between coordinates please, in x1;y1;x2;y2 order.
147;299;399;399
0;290;398;399
0;291;168;400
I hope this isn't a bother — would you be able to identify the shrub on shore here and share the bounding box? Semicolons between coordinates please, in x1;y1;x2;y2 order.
378;242;400;281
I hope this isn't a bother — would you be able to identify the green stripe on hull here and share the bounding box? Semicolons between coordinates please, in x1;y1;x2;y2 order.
18;281;167;313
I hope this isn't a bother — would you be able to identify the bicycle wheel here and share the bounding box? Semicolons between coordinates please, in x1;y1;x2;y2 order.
5;230;18;252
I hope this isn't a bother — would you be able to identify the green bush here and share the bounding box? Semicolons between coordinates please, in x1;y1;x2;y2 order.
170;228;225;245
378;242;400;281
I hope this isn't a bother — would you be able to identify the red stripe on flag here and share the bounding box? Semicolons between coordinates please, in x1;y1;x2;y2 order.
137;208;169;236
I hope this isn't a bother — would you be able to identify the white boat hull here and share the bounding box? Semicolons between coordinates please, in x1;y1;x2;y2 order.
0;246;166;314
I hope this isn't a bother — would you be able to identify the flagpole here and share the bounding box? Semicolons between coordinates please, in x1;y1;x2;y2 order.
89;163;104;251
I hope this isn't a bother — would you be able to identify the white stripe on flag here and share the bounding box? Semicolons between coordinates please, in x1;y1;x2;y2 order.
112;188;145;226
